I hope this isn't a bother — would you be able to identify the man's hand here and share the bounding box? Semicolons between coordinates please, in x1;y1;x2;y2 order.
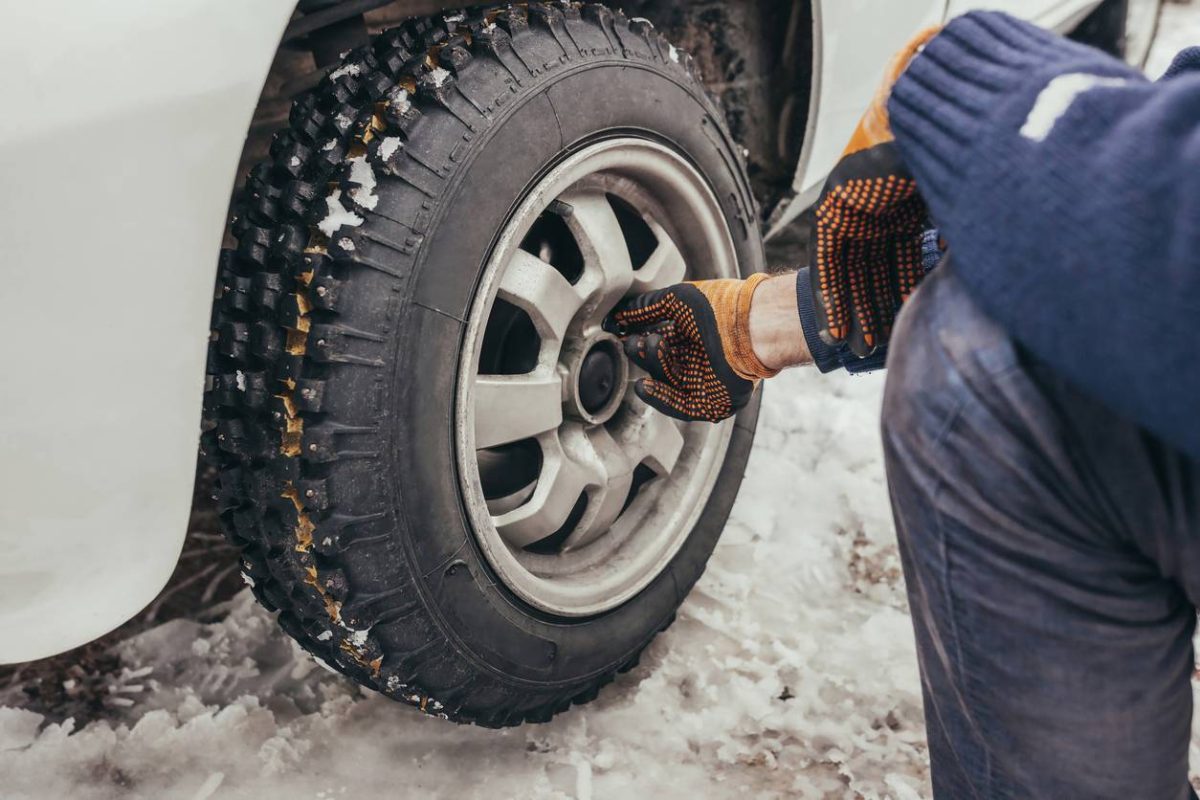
608;273;809;423
812;26;940;357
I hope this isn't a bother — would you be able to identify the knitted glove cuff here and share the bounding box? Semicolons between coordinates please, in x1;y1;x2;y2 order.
726;272;779;381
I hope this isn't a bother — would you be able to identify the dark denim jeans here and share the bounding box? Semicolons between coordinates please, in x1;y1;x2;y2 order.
882;263;1200;799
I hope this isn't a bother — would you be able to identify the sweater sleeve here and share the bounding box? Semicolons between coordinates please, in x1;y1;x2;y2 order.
888;11;1200;461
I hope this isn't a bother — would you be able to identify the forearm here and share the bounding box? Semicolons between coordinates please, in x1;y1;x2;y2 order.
748;272;812;370
747;269;896;374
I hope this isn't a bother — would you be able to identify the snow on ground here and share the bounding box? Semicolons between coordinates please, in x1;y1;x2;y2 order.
3;8;1200;799
1;369;920;800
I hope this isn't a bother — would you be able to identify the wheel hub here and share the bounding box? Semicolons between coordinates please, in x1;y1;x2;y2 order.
564;333;626;424
579;347;615;414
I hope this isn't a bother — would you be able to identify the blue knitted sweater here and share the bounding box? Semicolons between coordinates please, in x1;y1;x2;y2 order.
803;11;1200;462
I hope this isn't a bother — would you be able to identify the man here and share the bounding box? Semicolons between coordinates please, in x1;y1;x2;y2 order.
607;12;1200;799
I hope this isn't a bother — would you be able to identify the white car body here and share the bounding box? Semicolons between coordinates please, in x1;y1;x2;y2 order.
771;0;1101;234
0;0;1100;664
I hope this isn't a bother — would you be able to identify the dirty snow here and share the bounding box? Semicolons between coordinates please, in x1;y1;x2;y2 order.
2;11;1199;800
345;156;379;212
379;136;403;162
316;190;363;238
389;87;412;115
328;63;362;81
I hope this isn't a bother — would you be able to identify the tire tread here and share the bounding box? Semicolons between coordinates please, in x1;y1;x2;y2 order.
203;2;723;727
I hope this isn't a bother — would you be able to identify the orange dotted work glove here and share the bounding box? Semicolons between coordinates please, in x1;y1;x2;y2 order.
811;26;941;358
606;275;777;423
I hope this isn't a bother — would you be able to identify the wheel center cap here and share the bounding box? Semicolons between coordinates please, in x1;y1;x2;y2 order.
579;345;618;414
564;332;627;424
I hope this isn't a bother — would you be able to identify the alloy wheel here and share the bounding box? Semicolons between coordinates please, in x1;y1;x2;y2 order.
456;138;739;617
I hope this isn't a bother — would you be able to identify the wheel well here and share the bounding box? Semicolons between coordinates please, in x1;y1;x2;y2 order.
601;1;814;221
1069;0;1127;56
233;0;812;233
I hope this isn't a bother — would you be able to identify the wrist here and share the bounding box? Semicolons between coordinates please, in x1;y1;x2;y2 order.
725;273;779;380
747;272;812;371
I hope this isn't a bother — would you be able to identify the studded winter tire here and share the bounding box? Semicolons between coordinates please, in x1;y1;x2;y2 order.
203;3;763;727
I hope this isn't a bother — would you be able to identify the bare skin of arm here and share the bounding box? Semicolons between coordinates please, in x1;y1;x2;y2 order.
748;272;813;371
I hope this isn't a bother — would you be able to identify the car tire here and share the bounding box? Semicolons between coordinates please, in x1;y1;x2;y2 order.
203;2;763;727
1072;0;1163;68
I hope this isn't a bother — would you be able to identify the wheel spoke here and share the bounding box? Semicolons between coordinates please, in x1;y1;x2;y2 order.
560;190;634;325
560;426;635;553
618;402;686;476
494;423;637;552
630;223;687;295
474;371;563;450
499;250;587;350
494;432;591;548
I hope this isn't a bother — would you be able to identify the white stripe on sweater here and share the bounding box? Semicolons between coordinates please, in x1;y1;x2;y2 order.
1020;73;1130;142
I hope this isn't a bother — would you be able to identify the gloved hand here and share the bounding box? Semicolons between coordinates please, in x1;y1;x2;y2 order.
606;274;777;423
811;26;941;357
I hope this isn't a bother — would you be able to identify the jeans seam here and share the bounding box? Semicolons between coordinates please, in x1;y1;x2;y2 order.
926;391;994;799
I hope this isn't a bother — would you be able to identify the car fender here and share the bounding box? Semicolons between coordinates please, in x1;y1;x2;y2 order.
0;0;296;663
767;0;1103;239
